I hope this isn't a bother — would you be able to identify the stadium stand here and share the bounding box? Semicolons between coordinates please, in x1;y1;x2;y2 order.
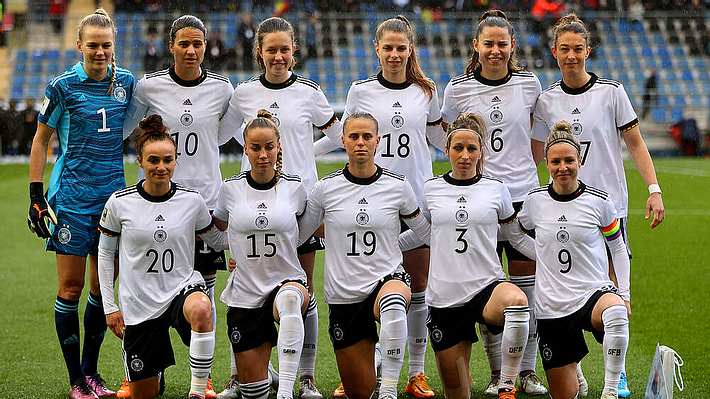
2;3;708;153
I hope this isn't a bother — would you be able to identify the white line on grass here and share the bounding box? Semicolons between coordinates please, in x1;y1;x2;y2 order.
655;166;710;177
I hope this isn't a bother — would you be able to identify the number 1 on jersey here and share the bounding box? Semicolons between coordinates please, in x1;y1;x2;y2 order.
97;108;110;132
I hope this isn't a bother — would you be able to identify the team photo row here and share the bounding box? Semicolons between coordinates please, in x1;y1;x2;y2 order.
26;7;665;399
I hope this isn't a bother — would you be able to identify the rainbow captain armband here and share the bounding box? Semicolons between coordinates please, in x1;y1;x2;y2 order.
601;218;622;241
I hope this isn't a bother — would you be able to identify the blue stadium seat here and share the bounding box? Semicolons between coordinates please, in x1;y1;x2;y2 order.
16;49;28;63
13;76;25;88
682;70;694;81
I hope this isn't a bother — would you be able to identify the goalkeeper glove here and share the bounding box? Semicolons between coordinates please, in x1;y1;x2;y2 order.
28;182;57;239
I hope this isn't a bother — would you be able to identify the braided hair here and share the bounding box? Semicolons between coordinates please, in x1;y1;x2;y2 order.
243;109;283;183
77;9;117;94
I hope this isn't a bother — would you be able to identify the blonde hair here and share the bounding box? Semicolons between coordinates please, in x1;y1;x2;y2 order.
446;112;487;175
376;16;435;99
77;9;117;95
244;109;283;182
544;120;581;158
465;10;521;75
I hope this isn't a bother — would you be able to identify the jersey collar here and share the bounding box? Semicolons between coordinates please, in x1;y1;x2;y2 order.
343;164;383;185
547;181;587;201
169;66;207;87
560;73;598;95
377;71;412;90
73;62;113;82
260;72;297;90
137;180;177;202
473;67;512;87
443;171;482;186
246;171;278;190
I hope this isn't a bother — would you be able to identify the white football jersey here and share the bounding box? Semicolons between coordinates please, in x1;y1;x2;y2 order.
219;73;338;191
532;74;638;217
300;166;419;304
343;73;442;205
441;70;541;201
123;68;233;209
518;183;618;319
99;182;212;325
214;171;307;308
424;173;514;307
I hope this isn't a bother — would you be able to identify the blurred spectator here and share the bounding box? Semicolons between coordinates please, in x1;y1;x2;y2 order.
206;31;228;71
641;69;658;120
304;14;319;62
238;12;256;70
48;0;66;34
1;100;21;155
143;26;162;72
20;98;38;155
628;0;644;25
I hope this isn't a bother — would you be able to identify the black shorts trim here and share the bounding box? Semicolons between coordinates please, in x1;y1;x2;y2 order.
297;235;325;255
123;283;207;381
226;280;307;353
427;280;503;352
194;241;226;273
537;289;619;370
328;270;410;350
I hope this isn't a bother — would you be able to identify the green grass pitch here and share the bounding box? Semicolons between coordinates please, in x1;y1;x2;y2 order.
1;158;708;398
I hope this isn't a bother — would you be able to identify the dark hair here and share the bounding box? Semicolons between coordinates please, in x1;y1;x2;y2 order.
343;112;379;134
544;120;581;159
169;15;207;44
134;114;176;158
552;14;590;48
77;9;117;95
465;10;521;75
376;16;435;99
254;17;297;72
243;109;283;182
446;112;487;175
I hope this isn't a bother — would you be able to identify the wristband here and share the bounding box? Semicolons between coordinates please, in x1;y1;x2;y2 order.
30;182;45;200
648;184;662;195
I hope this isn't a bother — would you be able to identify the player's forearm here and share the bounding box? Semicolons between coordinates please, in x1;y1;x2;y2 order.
28;125;53;182
313;135;341;157
624;128;659;187
425;122;446;152
500;221;536;260
97;234;120;314
531;139;545;166
607;237;631;300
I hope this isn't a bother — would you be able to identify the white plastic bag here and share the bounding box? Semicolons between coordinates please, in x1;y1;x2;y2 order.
645;344;685;399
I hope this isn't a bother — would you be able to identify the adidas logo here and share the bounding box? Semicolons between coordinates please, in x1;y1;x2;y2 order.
392;101;402;108
558;215;567;222
491;96;502;103
183;98;192;106
78;94;87;102
571;108;581;114
270;102;279;109
457;196;467;203
358;197;368;205
257;202;267;209
155;214;165;222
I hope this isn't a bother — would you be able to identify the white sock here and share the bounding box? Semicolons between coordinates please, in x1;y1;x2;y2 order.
240;378;271;399
480;323;502;376
406;291;427;378
499;306;530;391
510;275;538;373
189;330;215;396
275;287;305;399
299;295;318;379
602;305;629;395
378;293;408;399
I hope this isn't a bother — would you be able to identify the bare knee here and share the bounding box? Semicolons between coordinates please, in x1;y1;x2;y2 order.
508;291;528;307
58;281;85;301
185;294;213;332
